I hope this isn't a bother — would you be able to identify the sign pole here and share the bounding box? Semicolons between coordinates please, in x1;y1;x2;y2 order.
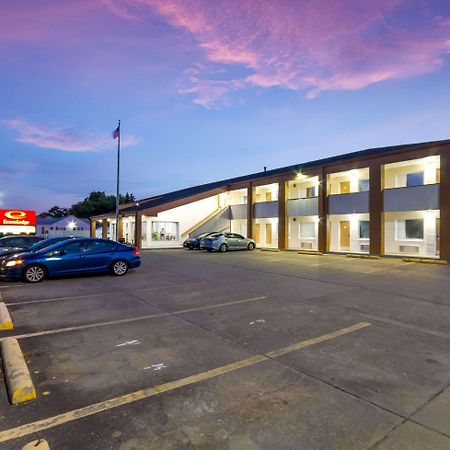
115;119;121;241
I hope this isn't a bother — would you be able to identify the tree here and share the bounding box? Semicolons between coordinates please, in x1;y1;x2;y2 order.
47;206;70;218
70;191;136;218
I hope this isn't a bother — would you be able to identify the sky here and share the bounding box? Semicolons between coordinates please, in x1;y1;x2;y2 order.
1;0;449;213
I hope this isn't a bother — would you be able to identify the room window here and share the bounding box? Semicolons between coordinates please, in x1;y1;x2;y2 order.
151;221;179;241
359;221;370;239
306;186;317;198
299;222;316;239
406;172;424;187
359;179;370;192
397;219;424;240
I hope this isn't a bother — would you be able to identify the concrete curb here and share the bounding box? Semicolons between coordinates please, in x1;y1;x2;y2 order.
346;254;380;260
0;303;13;330
260;248;280;252
297;251;323;256
1;338;36;404
22;439;50;450
403;258;448;265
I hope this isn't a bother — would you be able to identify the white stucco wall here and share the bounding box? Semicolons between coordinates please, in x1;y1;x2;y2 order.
328;213;370;253
231;219;248;236
384;157;440;189
255;183;279;202
254;217;278;248
288;215;319;250
384;210;439;257
141;194;221;248
328;168;369;195
287;178;318;200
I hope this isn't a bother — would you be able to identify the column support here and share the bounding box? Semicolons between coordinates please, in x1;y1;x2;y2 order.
440;149;450;260
318;169;328;252
134;212;142;249
90;220;96;238
246;182;254;239
278;181;288;250
101;220;108;239
369;161;383;256
117;216;123;242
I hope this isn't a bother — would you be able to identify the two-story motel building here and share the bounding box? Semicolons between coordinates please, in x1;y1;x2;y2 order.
90;139;450;260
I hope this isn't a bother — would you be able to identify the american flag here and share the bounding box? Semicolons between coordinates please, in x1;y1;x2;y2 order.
112;126;120;139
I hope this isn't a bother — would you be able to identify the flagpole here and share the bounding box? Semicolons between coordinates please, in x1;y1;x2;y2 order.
115;119;121;241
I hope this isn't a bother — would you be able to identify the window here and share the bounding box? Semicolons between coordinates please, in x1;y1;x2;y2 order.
406;172;424;187
151;222;179;241
299;222;316;239
306;186;317;198
90;240;117;253
397;219;424;240
359;221;370;239
359;179;370;192
265;192;272;202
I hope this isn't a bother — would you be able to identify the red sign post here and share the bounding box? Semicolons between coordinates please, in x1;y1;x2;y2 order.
0;210;36;227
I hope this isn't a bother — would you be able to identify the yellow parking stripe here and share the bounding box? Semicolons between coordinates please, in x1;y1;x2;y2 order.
0;322;370;443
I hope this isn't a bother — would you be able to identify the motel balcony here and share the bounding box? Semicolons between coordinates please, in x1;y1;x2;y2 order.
383;184;440;212
287;197;319;216
254;201;278;218
328;191;369;215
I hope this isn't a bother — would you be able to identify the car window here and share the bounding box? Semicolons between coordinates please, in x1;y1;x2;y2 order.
61;241;90;255
2;237;24;246
224;233;233;238
90;240;117;253
234;234;244;239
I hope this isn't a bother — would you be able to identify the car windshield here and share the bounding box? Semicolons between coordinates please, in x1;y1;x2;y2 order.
29;238;70;252
209;233;222;238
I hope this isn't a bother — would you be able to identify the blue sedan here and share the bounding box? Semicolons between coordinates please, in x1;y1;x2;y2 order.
0;238;141;282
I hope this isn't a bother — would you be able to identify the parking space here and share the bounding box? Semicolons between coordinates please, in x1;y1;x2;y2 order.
0;250;449;449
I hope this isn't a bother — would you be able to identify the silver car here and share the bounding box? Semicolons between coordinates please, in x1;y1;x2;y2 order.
202;232;256;252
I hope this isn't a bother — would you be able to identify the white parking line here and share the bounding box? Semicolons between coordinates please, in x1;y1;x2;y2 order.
1;296;268;340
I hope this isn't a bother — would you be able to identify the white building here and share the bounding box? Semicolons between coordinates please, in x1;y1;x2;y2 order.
36;215;91;238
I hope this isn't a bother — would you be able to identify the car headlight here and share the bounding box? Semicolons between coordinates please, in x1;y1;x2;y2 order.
5;259;24;267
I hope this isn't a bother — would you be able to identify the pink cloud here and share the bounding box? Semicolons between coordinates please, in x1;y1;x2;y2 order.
1;118;140;152
140;0;450;105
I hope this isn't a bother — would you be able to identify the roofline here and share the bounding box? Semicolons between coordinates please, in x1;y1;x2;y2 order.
91;138;450;219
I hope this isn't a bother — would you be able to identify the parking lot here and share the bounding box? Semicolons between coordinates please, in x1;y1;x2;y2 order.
0;249;449;449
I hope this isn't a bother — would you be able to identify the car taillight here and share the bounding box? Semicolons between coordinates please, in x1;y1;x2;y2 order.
133;248;140;256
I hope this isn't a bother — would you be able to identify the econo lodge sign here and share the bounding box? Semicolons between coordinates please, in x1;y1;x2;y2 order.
0;210;36;227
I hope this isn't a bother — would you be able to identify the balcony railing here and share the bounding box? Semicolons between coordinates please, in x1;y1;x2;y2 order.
287;197;318;216
254;201;278;218
384;184;439;212
328;192;369;214
230;203;247;220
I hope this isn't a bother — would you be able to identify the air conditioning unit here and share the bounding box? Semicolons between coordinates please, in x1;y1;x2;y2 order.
360;244;370;252
399;245;419;254
301;242;313;249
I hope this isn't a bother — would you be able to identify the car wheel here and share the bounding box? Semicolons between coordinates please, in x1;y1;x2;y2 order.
219;243;228;252
23;264;46;283
111;260;129;276
247;242;255;251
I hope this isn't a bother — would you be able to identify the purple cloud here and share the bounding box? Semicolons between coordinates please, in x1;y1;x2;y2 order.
143;0;450;105
2;118;140;152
